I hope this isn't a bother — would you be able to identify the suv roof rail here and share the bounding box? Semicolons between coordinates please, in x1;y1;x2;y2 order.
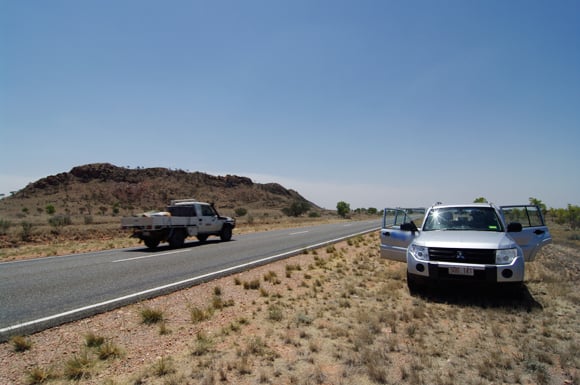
170;198;197;205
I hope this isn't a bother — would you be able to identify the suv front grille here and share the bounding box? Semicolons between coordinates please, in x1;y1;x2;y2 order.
428;248;495;264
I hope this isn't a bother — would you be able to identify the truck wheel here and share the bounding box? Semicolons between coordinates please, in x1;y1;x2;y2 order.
144;238;160;249
220;225;232;242
197;234;209;243
169;229;186;248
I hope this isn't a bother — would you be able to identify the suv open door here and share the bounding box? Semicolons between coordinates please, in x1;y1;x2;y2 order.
500;205;552;261
380;208;425;262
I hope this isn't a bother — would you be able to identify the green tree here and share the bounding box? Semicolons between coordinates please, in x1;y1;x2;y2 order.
473;197;488;203
336;201;350;218
529;197;547;214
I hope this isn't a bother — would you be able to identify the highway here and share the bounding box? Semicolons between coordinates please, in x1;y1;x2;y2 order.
0;220;380;340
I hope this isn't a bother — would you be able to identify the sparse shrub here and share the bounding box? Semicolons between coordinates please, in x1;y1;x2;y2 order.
152;356;175;377
235;207;248;217
26;366;55;384
159;321;171;335
282;200;310;217
83;215;93;225
264;271;280;284
285;263;302;277
84;332;105;347
211;295;233;309
48;214;72;228
140;307;164;324
64;351;93;380
214;286;222;296
97;340;122;360
0;218;11;235
11;335;32;352
191;332;214;356
243;279;261;290
20;221;33;241
45;204;55;215
268;305;283;321
246;336;267;356
190;306;212;323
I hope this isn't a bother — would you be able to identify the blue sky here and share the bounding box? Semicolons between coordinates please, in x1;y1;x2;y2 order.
1;1;579;209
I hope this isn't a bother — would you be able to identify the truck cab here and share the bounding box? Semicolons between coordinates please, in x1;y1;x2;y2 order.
380;203;551;292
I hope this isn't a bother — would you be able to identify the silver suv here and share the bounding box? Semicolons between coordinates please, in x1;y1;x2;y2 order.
380;203;552;292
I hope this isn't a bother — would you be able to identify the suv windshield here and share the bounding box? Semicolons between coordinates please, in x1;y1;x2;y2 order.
422;207;503;232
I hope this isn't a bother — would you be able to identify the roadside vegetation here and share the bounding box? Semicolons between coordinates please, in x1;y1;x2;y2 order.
1;226;578;385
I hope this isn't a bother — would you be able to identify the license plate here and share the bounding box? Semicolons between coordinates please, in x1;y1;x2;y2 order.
448;266;474;276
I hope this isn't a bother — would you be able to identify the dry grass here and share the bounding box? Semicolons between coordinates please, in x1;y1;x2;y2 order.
1;229;578;385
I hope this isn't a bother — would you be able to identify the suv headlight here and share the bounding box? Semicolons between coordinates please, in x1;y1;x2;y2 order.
496;248;517;265
409;244;429;261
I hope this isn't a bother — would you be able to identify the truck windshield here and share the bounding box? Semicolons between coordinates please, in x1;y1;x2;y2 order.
422;207;503;232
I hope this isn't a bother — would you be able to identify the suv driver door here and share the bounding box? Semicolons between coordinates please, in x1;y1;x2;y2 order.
380;208;424;262
500;205;552;261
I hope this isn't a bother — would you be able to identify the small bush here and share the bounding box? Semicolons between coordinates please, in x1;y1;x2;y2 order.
153;356;175;377
48;214;72;228
191;306;212;323
97;340;122;360
268;305;284;321
84;332;105;348
263;271;280;284
191;332;214;356
140;307;164;324
243;279;261;290
26;366;55;385
235;207;248;217
21;221;33;241
11;335;32;352
0;218;11;235
64;351;93;380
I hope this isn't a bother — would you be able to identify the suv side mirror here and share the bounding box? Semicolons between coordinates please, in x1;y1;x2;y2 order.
507;222;523;232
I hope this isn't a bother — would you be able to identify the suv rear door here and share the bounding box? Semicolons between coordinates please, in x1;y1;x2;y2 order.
500;205;552;261
380;208;424;262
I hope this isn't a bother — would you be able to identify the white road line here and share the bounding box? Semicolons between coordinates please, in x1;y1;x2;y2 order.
0;226;379;336
288;231;309;235
112;248;190;263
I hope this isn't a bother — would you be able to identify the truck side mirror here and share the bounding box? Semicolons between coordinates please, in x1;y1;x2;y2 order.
507;222;523;232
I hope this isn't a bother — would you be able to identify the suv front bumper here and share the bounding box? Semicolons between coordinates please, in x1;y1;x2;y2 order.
407;255;525;283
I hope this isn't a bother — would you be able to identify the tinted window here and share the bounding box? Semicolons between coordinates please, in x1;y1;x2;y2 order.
167;205;196;217
200;205;216;216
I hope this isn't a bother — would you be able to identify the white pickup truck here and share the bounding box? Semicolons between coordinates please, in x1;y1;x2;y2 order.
121;199;235;249
380;203;552;292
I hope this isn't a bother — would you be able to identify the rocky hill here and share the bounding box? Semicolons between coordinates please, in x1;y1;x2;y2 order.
0;163;317;219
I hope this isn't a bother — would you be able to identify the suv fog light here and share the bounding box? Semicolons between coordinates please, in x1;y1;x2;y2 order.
416;264;425;272
502;269;513;279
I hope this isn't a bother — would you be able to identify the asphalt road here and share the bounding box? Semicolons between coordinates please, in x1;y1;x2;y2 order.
0;220;380;340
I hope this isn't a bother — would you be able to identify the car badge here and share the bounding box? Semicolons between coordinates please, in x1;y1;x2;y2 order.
456;251;465;260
